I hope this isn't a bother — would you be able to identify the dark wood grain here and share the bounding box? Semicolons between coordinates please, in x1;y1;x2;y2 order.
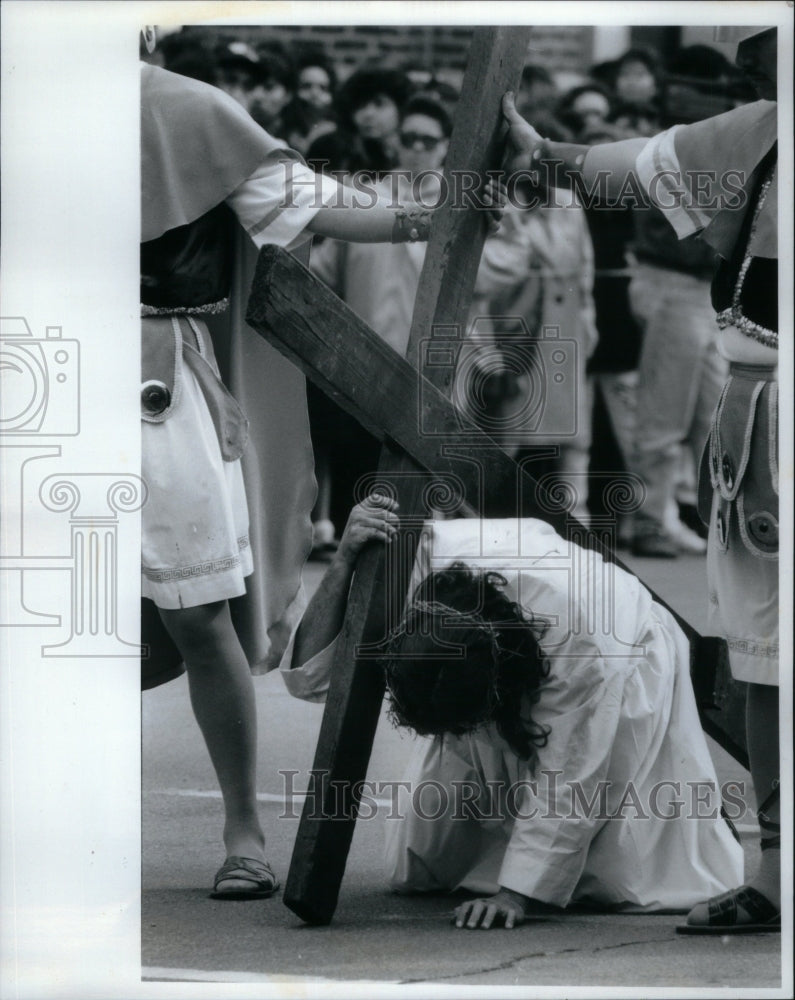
279;27;534;924
249;245;703;642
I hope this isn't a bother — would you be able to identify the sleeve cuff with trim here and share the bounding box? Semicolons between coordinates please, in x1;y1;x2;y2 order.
634;126;708;240
228;160;341;252
279;632;339;703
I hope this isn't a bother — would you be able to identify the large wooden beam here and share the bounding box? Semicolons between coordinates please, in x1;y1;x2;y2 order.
249;245;701;644
282;27;533;924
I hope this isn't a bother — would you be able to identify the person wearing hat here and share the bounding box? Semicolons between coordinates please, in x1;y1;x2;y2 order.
501;25;780;934
214;40;295;138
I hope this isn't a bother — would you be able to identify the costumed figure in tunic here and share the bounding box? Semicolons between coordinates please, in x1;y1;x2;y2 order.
501;24;780;934
139;43;502;899
282;496;742;929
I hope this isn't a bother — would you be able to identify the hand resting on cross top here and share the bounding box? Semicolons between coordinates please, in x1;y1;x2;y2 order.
336;492;400;567
290;493;399;669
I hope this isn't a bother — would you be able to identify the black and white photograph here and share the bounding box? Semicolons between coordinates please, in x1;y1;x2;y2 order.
1;2;792;997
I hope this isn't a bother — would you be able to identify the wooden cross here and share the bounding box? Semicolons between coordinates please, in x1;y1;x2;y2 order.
246;27;745;926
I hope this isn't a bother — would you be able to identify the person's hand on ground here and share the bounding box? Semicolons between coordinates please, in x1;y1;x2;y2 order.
453;887;530;929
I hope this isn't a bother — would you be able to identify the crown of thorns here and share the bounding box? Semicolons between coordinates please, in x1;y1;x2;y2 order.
388;595;508;644
383;600;521;729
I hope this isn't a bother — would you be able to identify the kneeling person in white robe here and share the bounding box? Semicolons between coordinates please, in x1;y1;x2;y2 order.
281;494;743;929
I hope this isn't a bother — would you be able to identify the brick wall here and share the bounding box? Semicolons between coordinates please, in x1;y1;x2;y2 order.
180;23;596;82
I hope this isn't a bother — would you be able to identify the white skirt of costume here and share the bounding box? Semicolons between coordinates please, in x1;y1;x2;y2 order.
141;357;253;610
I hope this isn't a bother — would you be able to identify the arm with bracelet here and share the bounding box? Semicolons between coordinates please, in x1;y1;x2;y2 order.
304;178;501;245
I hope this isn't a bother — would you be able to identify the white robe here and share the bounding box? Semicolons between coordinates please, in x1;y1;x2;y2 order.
280;518;743;911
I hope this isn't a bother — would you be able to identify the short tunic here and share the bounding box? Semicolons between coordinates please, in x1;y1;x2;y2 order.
141;315;253;607
140;65;338;612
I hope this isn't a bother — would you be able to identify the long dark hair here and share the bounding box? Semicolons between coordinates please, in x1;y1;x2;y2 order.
384;563;550;760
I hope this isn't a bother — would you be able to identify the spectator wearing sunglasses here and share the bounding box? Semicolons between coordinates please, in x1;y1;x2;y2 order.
310;95;451;353
396;95;452;199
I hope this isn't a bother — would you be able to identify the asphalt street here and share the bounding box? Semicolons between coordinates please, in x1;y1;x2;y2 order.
142;551;783;992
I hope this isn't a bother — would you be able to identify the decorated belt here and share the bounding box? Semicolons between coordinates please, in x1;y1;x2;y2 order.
140;298;229;318
716;309;777;350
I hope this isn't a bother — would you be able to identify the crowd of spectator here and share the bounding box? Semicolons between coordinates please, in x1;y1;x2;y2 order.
148;28;762;560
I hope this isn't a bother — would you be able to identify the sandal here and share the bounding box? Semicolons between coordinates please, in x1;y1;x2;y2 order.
676;785;780;935
676;884;780;935
209;856;280;900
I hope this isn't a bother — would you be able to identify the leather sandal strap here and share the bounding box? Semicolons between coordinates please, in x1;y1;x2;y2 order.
721;805;741;844
707;885;779;927
213;856;278;891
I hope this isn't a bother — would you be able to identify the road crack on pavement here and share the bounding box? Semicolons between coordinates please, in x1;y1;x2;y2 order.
590;935;676;953
399;949;578;984
398;936;678;984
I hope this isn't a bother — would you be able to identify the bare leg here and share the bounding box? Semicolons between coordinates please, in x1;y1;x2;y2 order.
746;682;780;908
682;681;780;930
159;600;266;890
